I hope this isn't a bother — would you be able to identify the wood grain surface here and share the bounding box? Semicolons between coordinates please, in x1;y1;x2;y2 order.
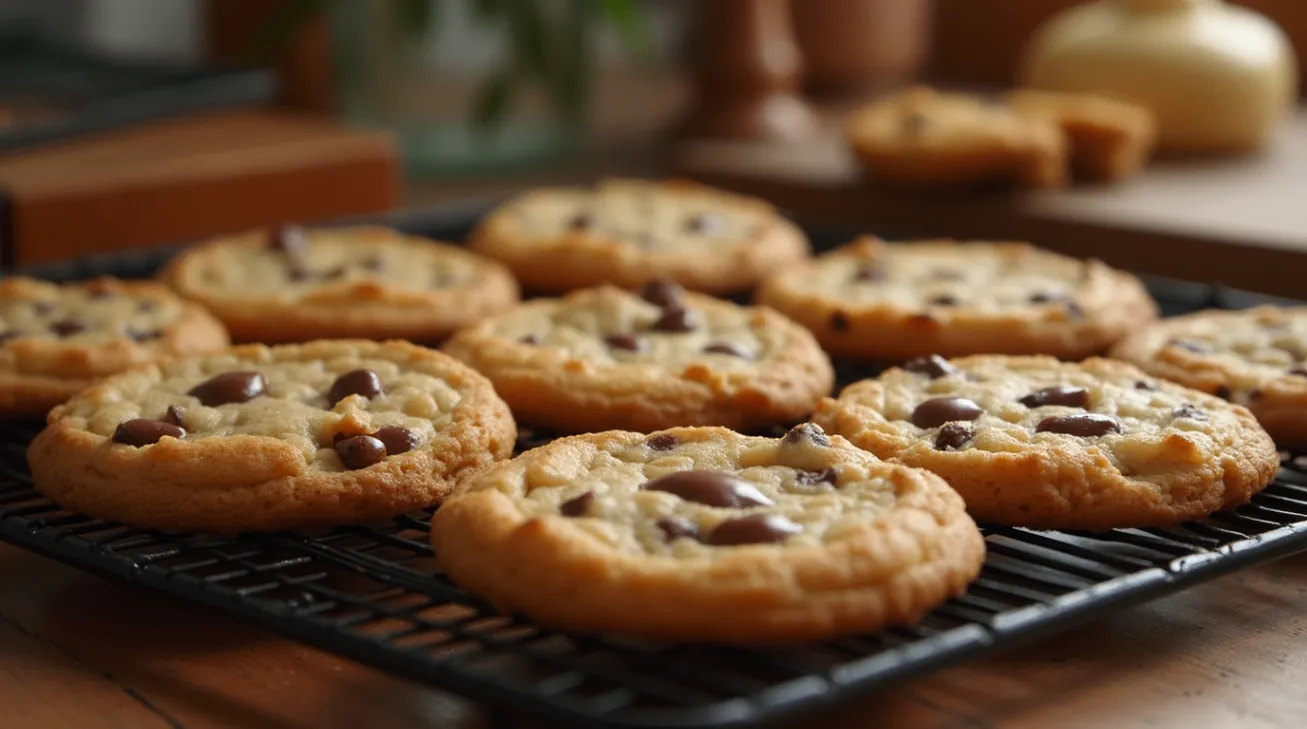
3;538;1307;729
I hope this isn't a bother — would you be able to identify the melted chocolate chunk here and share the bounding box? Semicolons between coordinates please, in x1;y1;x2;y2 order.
1172;404;1208;421
903;354;958;379
1018;385;1090;409
1036;413;1122;437
604;333;646;352
518;334;542;346
567;212;593;230
287;265;312;282
1134;380;1157;391
112;419;185;447
49;317;86;337
269;225;309;254
702;341;753;359
1290;368;1307;378
560;491;595;517
647;433;678;451
320;266;348;280
31;301;53;316
782;422;831;447
911;397;983;429
188;371;269;406
1171;339;1213;354
706;514;802;546
830;311;851;332
360;255;385;272
328;369;384;406
934;422;974;451
138;300;158;313
1214;385;1232;401
372;426;418;455
685;213;724;236
929;294;960;307
657;516;700;542
162;405;185;426
852;264;885;283
125;327;161;342
795;467;838;487
643;471;773;508
1028;292;1061;304
649;307;697;333
1249;388;1264;402
640;278;685;309
0;332;18;345
335;435;387;470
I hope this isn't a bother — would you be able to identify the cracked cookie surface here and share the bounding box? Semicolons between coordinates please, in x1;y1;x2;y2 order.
442;281;834;433
812;355;1278;529
158;225;519;343
0;276;229;417
756;238;1157;361
28;340;515;532
469;178;810;295
1111;306;1307;449
431;424;984;643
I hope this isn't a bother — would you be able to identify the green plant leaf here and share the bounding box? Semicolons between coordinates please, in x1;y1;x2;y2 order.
507;0;550;78
554;0;596;121
471;68;515;129
245;0;328;63
393;0;439;47
470;0;505;25
595;0;652;61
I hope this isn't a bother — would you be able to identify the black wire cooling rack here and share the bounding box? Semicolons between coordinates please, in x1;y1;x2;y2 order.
3;209;1307;729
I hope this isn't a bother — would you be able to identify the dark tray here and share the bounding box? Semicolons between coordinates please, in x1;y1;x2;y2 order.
3;207;1307;729
0;33;275;153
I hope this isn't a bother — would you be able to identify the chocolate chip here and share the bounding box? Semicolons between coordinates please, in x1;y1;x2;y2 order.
1290;368;1307;378
328;369;384;406
567;212;593;230
1249;388;1264;401
911;397;983;428
640;278;685;308
125;327;161;342
1134;380;1157;391
335;435;387;469
0;332;19;345
706;514;802;546
372;426;418;455
560;491;595;517
162;405;185;426
795;468;838;487
518;334;541;346
642;470;773;508
903;354;958;379
361;255;385;271
649;307;697;333
112;418;185;447
31;301;53;316
270;225;309;254
830;311;851;331
287;265;312;282
1029;292;1064;304
782;422;831;447
929;294;959;306
49;317;86;337
1171;339;1213;354
188;371;269;406
88;288;115;300
685;213;724;236
1064;301;1085;319
604;333;646;352
1214;385;1232;401
657;516;700;542
1036;413;1122;437
138;300;158;313
647;433;678;451
1172;405;1208;421
320;266;347;280
852;264;885;282
703;341;752;359
934;422;974;451
1019;385;1090;409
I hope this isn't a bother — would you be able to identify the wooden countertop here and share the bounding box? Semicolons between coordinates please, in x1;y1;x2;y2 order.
672;108;1307;299
4;538;1307;729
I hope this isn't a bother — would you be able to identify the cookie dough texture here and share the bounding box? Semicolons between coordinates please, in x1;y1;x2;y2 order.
756;238;1157;361
813;355;1278;530
1111;306;1307;449
468;178;811;295
158;225;519;343
442;285;834;433
846;86;1068;188
28;340;515;532
431;425;985;643
0;277;229;418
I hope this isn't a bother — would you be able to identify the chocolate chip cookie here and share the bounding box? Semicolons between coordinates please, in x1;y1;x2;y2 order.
442;280;834;434
846;86;1068;188
1007;90;1156;183
0;277;229;418
158;225;519;343
468;178;810;295
28;340;515;532
755;237;1157;361
1111;306;1307;449
431;424;985;643
813;355;1278;530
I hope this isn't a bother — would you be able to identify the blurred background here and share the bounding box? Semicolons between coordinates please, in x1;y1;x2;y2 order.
1;0;1305;294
